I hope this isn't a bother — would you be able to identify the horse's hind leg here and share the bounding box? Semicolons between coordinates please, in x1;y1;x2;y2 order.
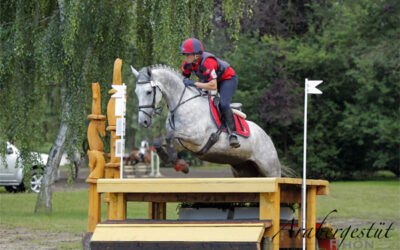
251;152;281;177
231;161;264;177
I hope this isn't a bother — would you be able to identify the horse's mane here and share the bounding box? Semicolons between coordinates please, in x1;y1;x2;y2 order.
149;64;201;95
149;64;183;80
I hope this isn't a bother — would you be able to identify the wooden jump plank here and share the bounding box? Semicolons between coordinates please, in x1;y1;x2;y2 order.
91;222;268;242
97;178;277;193
91;241;261;250
97;177;329;194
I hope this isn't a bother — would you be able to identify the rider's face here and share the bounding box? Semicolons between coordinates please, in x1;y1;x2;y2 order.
184;54;196;64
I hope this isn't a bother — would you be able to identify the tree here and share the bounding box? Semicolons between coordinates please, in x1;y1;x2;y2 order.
210;0;399;179
261;0;400;178
34;0;133;212
1;0;250;213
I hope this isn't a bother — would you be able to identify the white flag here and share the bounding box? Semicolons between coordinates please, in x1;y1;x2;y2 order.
306;79;323;94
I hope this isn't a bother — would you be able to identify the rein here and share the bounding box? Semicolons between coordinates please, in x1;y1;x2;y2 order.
168;85;207;130
137;78;206;129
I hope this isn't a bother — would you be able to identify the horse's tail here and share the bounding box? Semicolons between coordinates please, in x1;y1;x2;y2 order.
281;164;299;178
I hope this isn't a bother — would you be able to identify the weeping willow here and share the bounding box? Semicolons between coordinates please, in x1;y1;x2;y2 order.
0;0;249;212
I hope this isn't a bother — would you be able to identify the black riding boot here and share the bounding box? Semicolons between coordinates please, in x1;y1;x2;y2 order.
223;109;240;148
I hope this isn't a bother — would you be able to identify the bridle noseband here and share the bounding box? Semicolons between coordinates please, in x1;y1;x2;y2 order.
136;80;161;119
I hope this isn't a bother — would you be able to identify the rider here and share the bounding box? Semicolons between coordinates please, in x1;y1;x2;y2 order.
180;38;240;148
138;138;149;161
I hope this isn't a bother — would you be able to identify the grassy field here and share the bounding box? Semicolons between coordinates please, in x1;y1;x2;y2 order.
1;180;399;249
316;180;400;249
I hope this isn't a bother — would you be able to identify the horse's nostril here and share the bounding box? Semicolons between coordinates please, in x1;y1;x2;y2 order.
144;120;148;125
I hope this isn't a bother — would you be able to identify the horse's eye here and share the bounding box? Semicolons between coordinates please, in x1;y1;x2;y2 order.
146;91;152;95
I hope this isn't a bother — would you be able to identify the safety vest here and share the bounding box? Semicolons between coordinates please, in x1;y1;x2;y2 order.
189;52;230;82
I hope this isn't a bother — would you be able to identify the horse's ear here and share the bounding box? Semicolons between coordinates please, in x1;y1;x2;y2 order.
146;67;152;77
130;65;139;77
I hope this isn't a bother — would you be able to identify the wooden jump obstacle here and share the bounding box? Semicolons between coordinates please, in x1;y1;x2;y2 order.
85;59;332;249
89;177;329;249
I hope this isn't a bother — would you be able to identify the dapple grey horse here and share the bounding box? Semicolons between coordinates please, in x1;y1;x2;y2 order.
131;65;281;177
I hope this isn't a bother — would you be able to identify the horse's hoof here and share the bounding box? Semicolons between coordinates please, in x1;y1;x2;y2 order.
182;166;189;174
174;159;189;173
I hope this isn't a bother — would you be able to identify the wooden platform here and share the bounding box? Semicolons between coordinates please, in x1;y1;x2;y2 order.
92;177;329;250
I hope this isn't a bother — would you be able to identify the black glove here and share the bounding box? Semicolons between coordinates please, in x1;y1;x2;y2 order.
183;79;195;86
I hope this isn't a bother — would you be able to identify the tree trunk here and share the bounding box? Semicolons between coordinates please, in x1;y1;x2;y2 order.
34;0;71;214
34;120;69;213
35;84;70;213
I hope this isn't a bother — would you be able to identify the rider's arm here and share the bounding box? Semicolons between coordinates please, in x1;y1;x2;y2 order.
181;61;191;78
194;58;218;90
195;79;217;90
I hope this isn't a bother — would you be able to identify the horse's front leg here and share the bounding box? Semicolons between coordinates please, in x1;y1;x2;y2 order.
153;134;177;163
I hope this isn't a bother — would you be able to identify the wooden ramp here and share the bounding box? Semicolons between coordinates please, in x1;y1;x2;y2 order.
91;219;272;249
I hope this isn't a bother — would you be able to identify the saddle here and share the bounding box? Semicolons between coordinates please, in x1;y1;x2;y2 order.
195;95;251;156
209;95;250;137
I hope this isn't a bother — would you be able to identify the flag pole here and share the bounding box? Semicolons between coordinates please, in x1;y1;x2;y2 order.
302;78;323;249
302;79;308;249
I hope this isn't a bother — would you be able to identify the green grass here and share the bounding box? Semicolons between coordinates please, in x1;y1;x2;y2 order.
0;189;179;233
1;180;399;249
316;180;400;249
0;188;179;248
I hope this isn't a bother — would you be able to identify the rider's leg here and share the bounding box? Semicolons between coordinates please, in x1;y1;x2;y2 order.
222;108;240;148
219;75;240;148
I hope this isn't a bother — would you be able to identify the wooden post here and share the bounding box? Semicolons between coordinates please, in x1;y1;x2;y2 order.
105;58;123;216
117;193;127;220
148;202;166;220
108;193;118;220
306;186;317;250
88;182;101;232
260;185;280;250
86;83;106;232
108;192;126;220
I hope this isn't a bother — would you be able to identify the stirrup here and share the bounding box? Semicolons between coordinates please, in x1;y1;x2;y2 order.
229;133;240;148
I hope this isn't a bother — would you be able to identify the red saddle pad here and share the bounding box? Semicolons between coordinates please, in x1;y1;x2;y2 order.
209;96;250;138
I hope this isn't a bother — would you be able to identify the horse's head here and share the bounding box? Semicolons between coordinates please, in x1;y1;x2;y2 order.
132;66;163;128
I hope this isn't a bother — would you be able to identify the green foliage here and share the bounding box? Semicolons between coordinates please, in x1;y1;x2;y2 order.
267;0;399;179
214;0;399;179
0;0;248;168
2;0;397;181
1;0;134;161
226;33;277;123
